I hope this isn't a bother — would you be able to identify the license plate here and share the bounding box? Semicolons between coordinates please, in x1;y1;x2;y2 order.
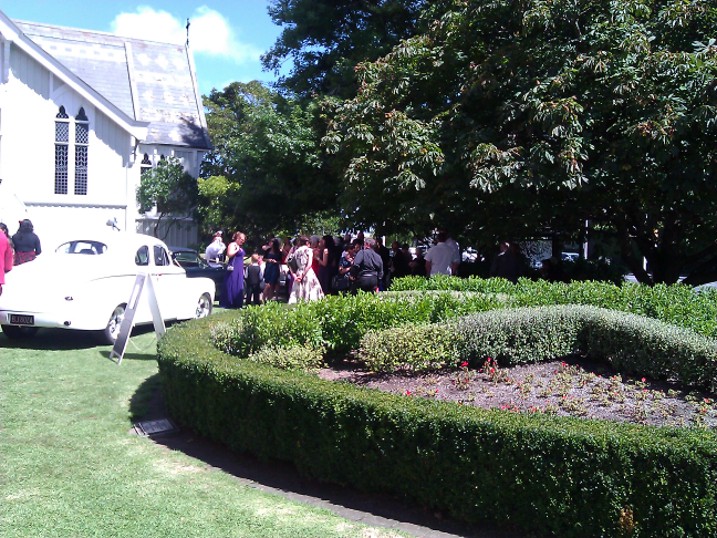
9;314;34;325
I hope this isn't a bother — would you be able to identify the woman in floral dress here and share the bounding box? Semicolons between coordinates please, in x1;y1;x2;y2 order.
288;236;324;303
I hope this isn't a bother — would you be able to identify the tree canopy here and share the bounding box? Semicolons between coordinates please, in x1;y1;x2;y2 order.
262;0;428;98
201;81;336;240
324;0;717;284
137;156;198;239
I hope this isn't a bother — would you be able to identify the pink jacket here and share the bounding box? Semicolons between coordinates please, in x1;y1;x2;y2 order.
0;233;12;285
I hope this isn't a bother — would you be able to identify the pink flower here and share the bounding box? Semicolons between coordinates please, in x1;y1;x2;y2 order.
404;390;411;396
460;361;469;368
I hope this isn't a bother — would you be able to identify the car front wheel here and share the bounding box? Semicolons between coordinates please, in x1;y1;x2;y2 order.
100;304;126;345
195;293;212;319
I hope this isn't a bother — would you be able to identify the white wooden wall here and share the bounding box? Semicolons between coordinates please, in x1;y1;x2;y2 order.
136;216;199;249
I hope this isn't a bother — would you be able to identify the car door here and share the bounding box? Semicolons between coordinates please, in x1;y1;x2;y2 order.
150;243;186;319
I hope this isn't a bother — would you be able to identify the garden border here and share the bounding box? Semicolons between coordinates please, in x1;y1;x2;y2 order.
158;304;717;537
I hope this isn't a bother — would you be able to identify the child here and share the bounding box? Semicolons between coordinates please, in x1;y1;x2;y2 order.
245;253;264;305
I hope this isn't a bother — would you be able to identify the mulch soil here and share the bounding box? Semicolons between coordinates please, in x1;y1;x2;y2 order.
318;356;717;428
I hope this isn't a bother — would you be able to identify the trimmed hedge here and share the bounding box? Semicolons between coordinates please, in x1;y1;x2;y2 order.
211;292;507;359
158;305;717;537
390;276;717;338
358;306;717;391
210;281;717;370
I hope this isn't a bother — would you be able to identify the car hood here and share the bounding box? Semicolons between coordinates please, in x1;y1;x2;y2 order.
0;254;128;308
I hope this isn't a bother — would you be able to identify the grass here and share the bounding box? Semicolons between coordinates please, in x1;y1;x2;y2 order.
0;326;408;538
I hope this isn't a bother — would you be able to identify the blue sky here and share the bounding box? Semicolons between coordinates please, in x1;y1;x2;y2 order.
2;1;284;95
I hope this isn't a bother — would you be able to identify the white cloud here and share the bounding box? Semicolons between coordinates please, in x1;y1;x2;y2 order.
110;5;261;64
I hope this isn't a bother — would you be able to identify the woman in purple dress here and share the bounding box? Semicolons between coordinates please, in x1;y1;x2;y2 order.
221;231;246;308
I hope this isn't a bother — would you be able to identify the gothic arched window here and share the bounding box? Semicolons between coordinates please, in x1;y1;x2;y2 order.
74;107;89;195
54;105;90;196
54;106;69;194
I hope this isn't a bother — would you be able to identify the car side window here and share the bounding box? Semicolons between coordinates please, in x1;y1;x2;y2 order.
56;240;107;254
135;246;150;266
154;245;170;266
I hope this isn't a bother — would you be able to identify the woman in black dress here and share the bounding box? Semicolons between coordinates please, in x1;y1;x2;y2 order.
262;237;283;301
12;219;41;265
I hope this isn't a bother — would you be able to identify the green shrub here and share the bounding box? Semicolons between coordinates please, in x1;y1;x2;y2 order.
246;343;324;371
358;306;586;372
390;276;717;338
359;323;457;372
157;315;717;538
213;302;325;358
315;293;425;355
580;308;717;390
213;291;507;364
159;286;717;536
453;306;585;366
358;306;717;390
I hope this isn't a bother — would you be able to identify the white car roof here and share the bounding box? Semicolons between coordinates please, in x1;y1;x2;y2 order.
55;232;169;252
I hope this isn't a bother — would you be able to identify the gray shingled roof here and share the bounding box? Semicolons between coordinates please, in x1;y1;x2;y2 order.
15;20;211;150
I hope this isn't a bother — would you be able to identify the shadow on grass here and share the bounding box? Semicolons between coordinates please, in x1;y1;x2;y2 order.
0;325;159;354
0;327;102;350
128;376;521;538
128;372;163;420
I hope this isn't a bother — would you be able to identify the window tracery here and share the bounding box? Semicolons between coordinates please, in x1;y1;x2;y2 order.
54;105;90;196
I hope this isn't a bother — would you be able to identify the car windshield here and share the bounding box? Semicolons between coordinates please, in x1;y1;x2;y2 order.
173;251;198;263
172;250;199;265
56;240;108;255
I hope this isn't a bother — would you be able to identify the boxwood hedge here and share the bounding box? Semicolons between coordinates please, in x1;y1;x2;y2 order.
358;306;717;391
157;291;717;537
390;276;717;338
210;291;508;360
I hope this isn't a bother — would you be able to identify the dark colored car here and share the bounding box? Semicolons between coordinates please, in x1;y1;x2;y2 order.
171;247;225;303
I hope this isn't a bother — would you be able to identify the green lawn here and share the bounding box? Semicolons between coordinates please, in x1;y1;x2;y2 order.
0;327;407;538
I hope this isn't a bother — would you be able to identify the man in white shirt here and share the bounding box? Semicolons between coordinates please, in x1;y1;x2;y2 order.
425;231;460;276
205;231;226;268
444;232;460;268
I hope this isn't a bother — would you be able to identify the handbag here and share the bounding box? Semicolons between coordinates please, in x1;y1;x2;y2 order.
356;269;378;291
286;252;300;272
332;274;350;292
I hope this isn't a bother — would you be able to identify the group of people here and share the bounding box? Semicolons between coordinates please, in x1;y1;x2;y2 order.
0;219;42;296
205;230;463;308
208;230;289;309
488;240;569;283
489;241;526;283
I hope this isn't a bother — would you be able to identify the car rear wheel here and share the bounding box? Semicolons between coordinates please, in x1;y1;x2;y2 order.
195;293;212;319
100;304;126;344
1;325;39;339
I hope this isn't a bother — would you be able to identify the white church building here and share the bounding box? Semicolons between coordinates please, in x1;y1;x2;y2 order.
0;10;211;249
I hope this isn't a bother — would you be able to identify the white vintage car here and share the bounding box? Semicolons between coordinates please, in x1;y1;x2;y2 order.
0;232;215;343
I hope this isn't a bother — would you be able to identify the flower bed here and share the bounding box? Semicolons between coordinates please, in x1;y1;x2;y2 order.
321;356;717;428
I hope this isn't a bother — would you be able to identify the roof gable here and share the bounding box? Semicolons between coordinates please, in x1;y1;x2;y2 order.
14;19;210;150
0;11;147;141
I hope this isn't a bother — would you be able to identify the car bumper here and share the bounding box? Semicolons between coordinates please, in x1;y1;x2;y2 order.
0;309;102;331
